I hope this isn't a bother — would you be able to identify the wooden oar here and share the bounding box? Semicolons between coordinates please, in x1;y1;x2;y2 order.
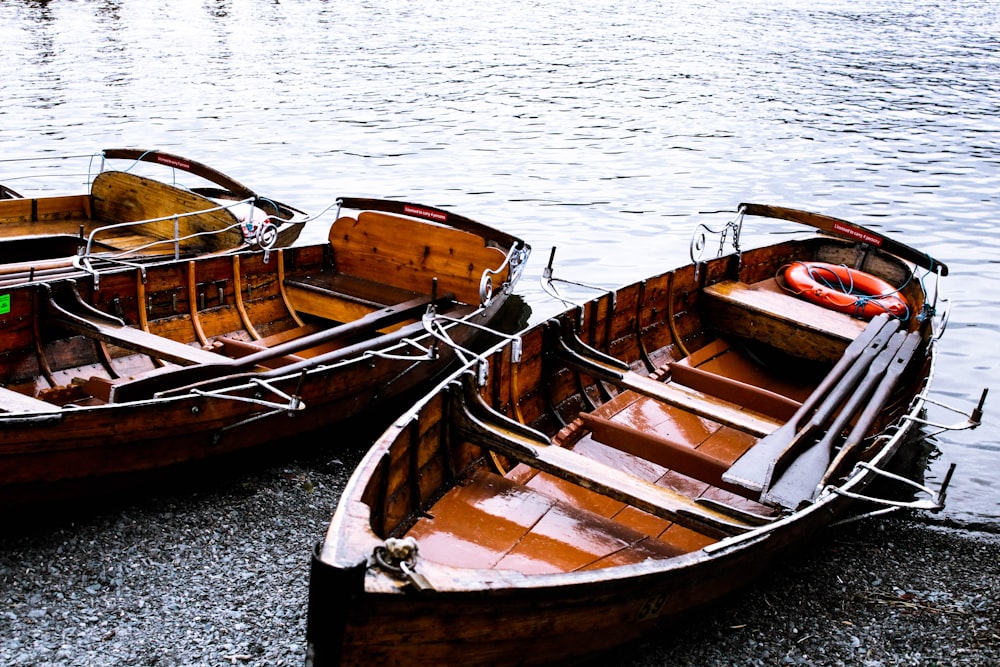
722;313;896;494
106;293;454;403
816;331;923;490
762;329;911;508
755;320;900;493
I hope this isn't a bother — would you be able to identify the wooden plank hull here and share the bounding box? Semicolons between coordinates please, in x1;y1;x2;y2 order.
0;345;460;504
0;198;530;505
317;522;824;666
308;206;944;666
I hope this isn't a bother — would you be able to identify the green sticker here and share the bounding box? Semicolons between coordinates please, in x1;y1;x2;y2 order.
0;294;9;315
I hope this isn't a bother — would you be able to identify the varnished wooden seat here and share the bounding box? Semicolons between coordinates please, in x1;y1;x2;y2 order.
658;339;805;421
0;387;57;414
703;277;866;364
451;380;753;539
284;273;421;320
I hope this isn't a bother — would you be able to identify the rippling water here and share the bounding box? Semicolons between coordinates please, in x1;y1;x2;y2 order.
2;0;997;524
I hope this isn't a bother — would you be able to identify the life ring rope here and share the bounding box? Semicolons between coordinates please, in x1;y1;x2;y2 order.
780;261;911;321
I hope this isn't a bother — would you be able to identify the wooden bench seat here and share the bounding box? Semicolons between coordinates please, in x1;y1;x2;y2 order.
90;171;243;254
656;339;805;422
285;209;509;323
0;387;57;414
551;322;783;438
66;319;226;367
0;194;89;228
284;273;421;320
703;277;866;364
453;381;753;539
327;211;509;306
576;412;758;500
45;285;228;367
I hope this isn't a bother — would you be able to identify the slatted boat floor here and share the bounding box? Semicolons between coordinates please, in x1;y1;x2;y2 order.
406;342;802;574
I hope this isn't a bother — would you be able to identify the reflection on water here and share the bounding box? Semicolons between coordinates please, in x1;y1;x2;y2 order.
1;0;997;524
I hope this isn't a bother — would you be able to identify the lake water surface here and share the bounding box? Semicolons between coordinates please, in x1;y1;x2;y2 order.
2;0;997;525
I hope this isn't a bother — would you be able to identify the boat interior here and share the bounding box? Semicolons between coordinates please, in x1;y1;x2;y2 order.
0;209;512;411
358;235;933;576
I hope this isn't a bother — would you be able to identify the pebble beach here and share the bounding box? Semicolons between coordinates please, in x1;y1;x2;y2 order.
2;435;997;667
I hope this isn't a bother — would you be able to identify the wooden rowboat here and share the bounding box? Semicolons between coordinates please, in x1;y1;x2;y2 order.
0;148;307;286
0;197;529;506
306;203;982;666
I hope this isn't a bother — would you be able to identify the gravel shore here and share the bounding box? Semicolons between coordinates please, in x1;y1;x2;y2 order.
2;434;997;667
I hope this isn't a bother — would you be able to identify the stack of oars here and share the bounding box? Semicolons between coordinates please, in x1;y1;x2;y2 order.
723;313;922;509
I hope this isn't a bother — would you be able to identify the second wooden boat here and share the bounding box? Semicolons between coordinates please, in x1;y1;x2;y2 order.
306;203;983;666
0;197;529;506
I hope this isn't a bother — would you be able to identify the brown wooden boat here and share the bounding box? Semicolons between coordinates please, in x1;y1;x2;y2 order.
306;203;983;666
0;148;307;286
0;197;529;506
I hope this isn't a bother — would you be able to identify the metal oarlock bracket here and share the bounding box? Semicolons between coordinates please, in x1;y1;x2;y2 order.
188;377;306;412
480;244;529;307
362;337;439;363
540;247;616;311
689;206;744;281
422;313;522;386
904;387;988;438
828;461;957;526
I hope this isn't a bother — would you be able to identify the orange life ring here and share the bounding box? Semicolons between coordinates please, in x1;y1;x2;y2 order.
782;261;909;320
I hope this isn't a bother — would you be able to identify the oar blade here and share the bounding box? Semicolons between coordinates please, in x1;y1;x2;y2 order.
761;330;909;508
722;314;896;494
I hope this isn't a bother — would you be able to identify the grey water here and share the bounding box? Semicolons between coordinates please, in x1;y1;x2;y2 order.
2;0;997;528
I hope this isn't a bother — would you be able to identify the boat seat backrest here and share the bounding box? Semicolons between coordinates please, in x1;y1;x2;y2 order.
89;171;244;252
327;212;508;305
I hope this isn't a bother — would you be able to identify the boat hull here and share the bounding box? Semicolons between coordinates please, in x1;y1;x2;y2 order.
308;205;942;666
313;511;831;666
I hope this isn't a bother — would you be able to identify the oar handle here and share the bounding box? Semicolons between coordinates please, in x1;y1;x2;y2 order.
789;313;893;423
819;331;923;488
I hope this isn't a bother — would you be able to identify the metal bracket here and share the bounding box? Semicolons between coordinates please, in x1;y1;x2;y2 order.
903;387;988;438
540;246;616;310
480;244;529;306
827;461;957;525
421;312;523;386
689;206;744;280
187;376;306;413
372;537;434;592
